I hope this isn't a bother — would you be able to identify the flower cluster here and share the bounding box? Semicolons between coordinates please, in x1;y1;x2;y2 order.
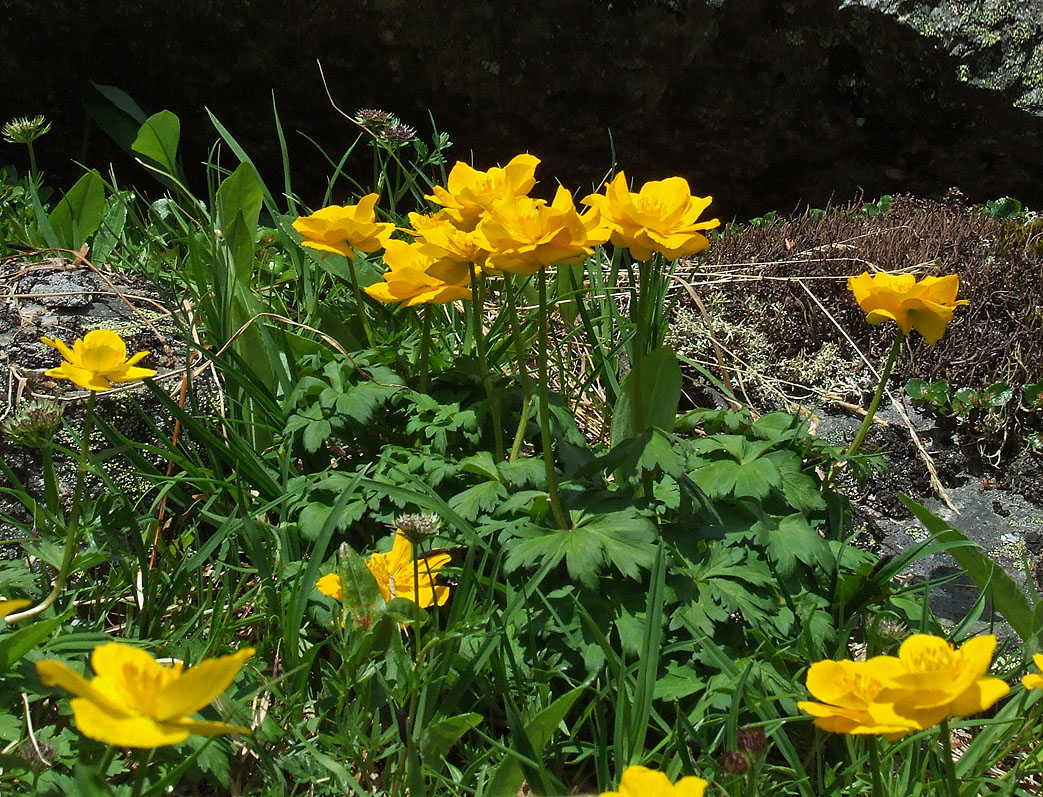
317;529;451;609
294;154;718;307
798;634;1010;738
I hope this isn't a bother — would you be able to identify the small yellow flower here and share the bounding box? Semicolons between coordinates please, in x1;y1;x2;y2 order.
364;239;472;306
798;657;919;738
318;531;451;609
41;330;157;392
581;172;719;261
36;642;254;748
292;194;396;259
0;598;32;620
315;573;344;601
1021;654;1043;690
426;153;540;231
847;271;969;344
475;186;608;276
600;765;708;797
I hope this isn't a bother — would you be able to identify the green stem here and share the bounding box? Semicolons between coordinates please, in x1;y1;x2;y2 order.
7;392;96;623
471;268;504;461
504;275;534;462
346;255;376;349
537;269;569;530
26;141;39;188
867;736;886;797
509;393;533;462
40;445;60;518
846;333;904;457
129;749;153;797
418;306;432;394
938;719;960;797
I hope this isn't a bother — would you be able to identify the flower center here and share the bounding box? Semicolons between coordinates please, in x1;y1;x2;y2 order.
120;661;181;714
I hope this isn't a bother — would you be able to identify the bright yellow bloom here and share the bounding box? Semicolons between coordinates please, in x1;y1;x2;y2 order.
316;573;343;601
581;172;719;261
1021;654;1043;690
367;530;451;607
364;239;472;306
408;210;490;281
475;186;608;276
600;765;708;797
426;153;540;231
0;598;32;620
868;634;1009;730
798;657;919;738
847;271;968;344
41;330;157;391
315;530;451;609
36;642;253;748
292;194;395;259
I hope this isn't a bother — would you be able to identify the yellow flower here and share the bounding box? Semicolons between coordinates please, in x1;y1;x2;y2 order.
600;765;708;797
41;330;157;392
425;153;540;231
315;573;343;601
581;172;719;261
407;210;490;281
0;598;32;620
868;634;1009;730
847;271;968;344
797;657;920;739
36;642;254;748
475;186;608;276
292;194;396;259
1022;654;1043;690
316;530;451;609
364;239;472;306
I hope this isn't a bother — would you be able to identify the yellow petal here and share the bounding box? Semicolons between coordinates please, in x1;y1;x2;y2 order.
40;336;76;362
154;648;254;721
36;660;131;716
109;365;158;382
164;717;252;737
1022;673;1043;690
945;676;1009;718
0;598;31;619
316;573;344;600
70;698;189;747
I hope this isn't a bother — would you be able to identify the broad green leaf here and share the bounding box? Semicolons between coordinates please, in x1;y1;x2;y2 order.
458;451;500;481
447;480;508;521
0;615;64;675
731;456;782;499
419;713;482;763
610;345;682;445
758;514;833;579
90;192;129;263
900;495;1036;645
48;170;106;250
87;83;148;153
486;687;585;797
131;110;181;177
215;162;264;286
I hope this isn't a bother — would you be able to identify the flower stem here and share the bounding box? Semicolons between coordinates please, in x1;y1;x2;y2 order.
846;333;904;457
537;269;569;530
346;255;376;349
7;392;96;623
418;306;431;394
938;719;961;797
471;268;504;461
867;736;886;797
129;749;153;797
504;275;534;462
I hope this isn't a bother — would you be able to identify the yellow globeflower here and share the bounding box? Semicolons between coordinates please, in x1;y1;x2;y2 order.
41;330;157;391
581;171;720;261
367;530;451;607
475;186;607;276
798;657;919;739
0;598;32;620
364;239;472;306
36;642;254;748
315;530;451;609
292;194;395;259
600;765;708;797
847;271;968;344
869;634;1009;730
408;210;490;281
426;153;540;231
1021;654;1043;690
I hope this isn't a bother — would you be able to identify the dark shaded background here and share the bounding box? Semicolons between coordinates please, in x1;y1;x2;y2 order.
3;0;1042;220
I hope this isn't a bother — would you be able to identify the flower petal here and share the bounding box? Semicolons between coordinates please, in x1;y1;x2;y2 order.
70;697;189;747
154;648;254;720
36;660;131;717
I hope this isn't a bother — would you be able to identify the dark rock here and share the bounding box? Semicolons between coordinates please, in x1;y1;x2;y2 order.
1;1;1042;221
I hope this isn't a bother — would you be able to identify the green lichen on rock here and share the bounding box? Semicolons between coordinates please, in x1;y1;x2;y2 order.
847;0;1043;114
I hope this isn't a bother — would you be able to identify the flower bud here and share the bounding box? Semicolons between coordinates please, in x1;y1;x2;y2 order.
1;400;63;449
736;726;768;755
719;751;748;776
396;513;441;545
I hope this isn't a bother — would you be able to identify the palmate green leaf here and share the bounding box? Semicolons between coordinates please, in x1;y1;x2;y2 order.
504;510;657;588
447;480;508;521
756;514;833;579
674;542;774;635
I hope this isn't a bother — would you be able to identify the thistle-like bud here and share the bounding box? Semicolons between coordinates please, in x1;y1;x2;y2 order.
736;726;768;756
874;616;910;650
380;124;417;148
396;513;441;545
353;108;395;132
1;400;63;449
2;115;51;145
719;751;748;776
